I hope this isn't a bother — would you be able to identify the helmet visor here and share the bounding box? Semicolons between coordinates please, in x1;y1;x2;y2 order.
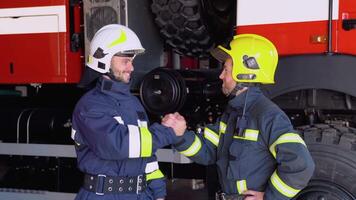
210;46;231;63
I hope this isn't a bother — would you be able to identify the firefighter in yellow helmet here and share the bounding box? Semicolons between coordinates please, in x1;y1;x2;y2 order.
164;34;315;200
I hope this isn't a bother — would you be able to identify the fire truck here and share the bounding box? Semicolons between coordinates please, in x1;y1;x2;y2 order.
0;0;356;199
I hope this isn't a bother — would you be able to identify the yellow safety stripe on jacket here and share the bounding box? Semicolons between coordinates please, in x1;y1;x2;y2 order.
146;169;164;181
139;121;152;157
269;133;306;158
233;129;259;141
236;180;247;194
270;170;301;197
179;135;202;157
219;121;227;134
204;127;219;147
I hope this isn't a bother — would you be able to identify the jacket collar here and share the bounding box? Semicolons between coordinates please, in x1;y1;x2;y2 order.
96;76;132;100
228;87;262;111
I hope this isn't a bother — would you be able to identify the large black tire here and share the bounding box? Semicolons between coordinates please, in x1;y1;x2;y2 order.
151;0;234;57
295;123;356;200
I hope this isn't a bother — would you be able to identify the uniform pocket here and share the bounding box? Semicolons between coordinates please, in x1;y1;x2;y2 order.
227;139;255;180
227;160;239;180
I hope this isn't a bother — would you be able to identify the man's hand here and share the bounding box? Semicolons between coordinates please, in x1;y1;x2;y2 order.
161;112;186;136
243;190;264;200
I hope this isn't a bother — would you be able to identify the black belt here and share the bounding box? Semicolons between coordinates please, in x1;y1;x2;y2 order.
216;192;245;200
83;174;146;195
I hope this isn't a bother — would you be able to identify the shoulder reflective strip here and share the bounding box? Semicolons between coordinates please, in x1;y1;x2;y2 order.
269;133;306;158
140;126;152;157
180;135;202;157
128;125;141;158
71;129;76;140
0;5;66;34
270;170;300;198
204;128;219;146
219;121;227;134
138;120;148;128
113;116;124;125
233;129;259;141
146;169;164;181
145;161;159;173
236;180;247;194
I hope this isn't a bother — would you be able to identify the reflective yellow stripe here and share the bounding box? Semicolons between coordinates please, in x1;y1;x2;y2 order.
270;170;300;197
88;55;93;64
236;180;247;194
204;127;219;146
108;30;127;48
146;169;164;181
140;127;152;157
219;121;226;134
139;121;152;157
269;133;306;158
180;135;202;157
233;129;259;141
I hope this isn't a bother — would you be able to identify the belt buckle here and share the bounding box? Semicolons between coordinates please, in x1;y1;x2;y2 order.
136;175;143;194
216;192;226;200
220;193;226;200
95;174;106;195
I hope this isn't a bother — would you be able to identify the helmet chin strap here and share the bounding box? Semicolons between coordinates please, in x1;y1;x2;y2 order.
229;83;248;98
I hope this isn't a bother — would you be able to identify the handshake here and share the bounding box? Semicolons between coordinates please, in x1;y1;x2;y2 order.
161;112;187;136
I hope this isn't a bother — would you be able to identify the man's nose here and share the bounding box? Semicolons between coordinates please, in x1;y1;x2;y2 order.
219;71;224;80
128;62;134;72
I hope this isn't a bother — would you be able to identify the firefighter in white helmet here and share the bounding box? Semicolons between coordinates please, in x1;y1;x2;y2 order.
72;24;186;200
163;34;315;200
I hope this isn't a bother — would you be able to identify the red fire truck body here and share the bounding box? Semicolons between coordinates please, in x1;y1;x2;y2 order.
0;0;82;84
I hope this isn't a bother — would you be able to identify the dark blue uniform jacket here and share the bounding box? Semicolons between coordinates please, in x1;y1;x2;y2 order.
72;77;178;200
175;87;315;200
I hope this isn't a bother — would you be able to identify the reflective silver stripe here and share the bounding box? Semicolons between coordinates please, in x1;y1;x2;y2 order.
128;125;141;158
236;180;247;194
114;116;124;125
233;129;259;141
71;128;76;140
180;135;202;157
204;128;219;146
244;129;259;141
138;120;148;128
269;133;306;158
219;121;226;134
270;170;300;197
145;161;159;173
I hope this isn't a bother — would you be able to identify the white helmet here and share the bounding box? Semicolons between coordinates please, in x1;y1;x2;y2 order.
87;24;145;74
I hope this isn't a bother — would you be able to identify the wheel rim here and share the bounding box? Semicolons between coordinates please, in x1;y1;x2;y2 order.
295;180;356;200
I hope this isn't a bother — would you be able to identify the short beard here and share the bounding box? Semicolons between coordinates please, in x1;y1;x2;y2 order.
109;69;130;83
222;87;232;96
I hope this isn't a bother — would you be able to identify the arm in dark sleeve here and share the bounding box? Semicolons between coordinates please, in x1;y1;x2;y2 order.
145;156;166;199
173;120;222;165
72;110;178;160
263;112;315;200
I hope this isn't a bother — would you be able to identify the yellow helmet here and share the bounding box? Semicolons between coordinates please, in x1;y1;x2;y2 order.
211;34;278;84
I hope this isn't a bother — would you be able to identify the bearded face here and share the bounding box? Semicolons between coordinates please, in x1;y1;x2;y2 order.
110;56;135;83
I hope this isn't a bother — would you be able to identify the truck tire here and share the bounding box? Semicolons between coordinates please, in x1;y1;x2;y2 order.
295;124;356;200
151;0;234;57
